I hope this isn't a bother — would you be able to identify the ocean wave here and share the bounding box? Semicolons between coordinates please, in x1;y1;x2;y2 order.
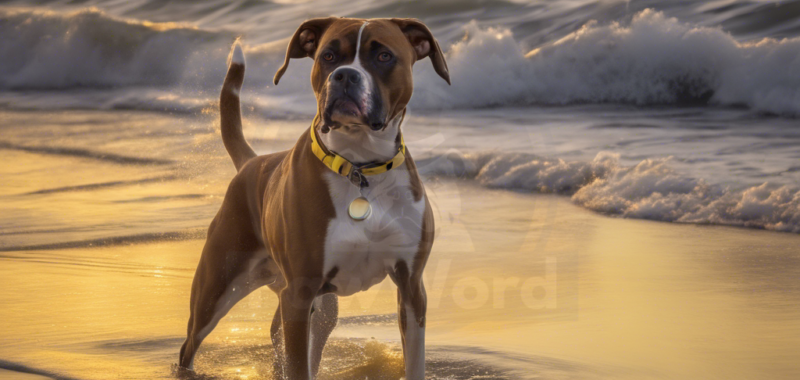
411;9;800;116
3;8;800;116
0;7;225;89
418;151;800;233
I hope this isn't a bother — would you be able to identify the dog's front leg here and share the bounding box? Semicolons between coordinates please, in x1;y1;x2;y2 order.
279;280;320;380
393;262;427;380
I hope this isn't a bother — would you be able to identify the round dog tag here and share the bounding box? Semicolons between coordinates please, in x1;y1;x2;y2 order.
348;196;371;221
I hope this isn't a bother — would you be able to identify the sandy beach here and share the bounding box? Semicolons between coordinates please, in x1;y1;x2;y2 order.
1;110;799;379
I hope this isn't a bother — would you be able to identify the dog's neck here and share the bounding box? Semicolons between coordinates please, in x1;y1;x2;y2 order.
316;110;405;166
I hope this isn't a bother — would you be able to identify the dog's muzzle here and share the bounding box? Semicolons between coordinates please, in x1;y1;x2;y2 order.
324;67;385;131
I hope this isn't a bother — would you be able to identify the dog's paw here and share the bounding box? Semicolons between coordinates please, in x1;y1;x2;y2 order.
171;363;197;379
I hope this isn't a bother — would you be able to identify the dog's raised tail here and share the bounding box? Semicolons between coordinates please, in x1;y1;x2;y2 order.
220;41;257;171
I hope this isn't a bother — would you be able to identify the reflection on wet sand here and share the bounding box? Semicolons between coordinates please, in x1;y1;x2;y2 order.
1;111;799;379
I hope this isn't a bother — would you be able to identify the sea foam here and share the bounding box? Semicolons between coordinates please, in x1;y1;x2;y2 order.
2;8;800;116
418;151;800;233
411;9;800;116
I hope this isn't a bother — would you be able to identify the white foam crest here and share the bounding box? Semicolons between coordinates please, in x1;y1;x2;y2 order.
4;8;800;116
410;10;800;116
417;151;800;233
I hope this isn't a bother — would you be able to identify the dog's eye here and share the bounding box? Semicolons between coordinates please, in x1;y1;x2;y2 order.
322;52;335;62
377;52;392;62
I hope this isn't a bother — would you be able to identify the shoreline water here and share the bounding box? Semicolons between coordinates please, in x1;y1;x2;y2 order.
1;108;799;379
2;108;798;242
1;185;799;379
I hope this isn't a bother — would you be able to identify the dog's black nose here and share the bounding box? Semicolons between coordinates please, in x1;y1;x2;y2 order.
331;67;361;85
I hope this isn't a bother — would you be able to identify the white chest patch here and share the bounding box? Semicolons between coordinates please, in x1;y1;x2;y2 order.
322;167;425;296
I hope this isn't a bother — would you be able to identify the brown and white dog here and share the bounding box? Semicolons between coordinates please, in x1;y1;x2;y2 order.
178;17;450;379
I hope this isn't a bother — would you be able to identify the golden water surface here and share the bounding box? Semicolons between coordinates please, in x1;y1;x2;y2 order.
1;111;798;379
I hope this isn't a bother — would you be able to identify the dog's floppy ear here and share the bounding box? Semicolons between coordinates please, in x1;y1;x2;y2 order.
391;18;450;85
274;17;336;85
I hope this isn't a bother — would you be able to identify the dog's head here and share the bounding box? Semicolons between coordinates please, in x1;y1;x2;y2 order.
274;17;449;159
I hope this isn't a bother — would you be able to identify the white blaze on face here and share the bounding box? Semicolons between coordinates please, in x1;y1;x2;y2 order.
330;21;373;113
352;22;369;71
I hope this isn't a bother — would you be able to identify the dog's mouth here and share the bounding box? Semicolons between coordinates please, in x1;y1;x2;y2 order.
333;97;362;117
323;97;366;131
322;96;386;133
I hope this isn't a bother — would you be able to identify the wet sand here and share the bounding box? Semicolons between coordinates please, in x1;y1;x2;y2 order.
1;110;799;379
0;368;54;380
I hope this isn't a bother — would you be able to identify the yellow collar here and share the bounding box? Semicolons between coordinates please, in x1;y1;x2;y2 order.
309;122;406;187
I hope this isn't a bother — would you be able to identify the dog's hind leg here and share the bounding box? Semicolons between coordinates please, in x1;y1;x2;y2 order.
309;293;338;377
268;276;287;379
179;216;271;369
179;249;255;369
270;304;285;379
